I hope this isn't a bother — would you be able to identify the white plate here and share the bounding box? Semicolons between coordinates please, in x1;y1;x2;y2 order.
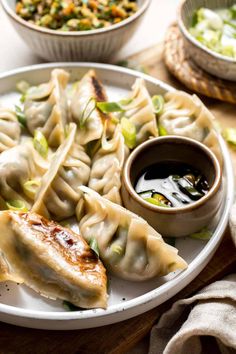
0;63;234;330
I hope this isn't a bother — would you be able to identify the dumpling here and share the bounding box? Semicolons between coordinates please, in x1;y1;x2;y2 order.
88;125;128;205
71;70;115;145
0;211;107;309
0;140;48;208
0;108;20;153
32;123;91;220
121;78;158;146
24;69;69;147
159;91;223;165
78;187;187;281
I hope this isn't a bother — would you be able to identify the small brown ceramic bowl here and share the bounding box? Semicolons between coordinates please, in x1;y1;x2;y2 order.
121;136;222;237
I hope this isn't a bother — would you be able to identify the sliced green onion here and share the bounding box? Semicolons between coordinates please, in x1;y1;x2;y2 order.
118;98;133;106
33;130;48;159
152;95;165;115
6;200;28;212
111;116;120;125
16;80;30;94
62;301;79;311
152;193;172;207
111;244;123;255
97;97;135;114
230;5;236;19
223;128;236;146
23;180;40;200
159;125;168;136
20;94;26;104
15;105;27;128
121;117;136;149
144;197;171;208
191;10;199;27
189;228;213;240
79;97;96;129
64;124;70;138
89;237;99;257
97;101;124;114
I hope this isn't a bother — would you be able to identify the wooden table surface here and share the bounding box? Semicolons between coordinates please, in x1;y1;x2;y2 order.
0;42;236;354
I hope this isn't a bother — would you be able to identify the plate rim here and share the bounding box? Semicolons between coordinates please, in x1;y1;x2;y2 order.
0;62;234;322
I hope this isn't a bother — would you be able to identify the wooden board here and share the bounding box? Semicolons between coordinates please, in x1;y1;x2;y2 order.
1;44;236;354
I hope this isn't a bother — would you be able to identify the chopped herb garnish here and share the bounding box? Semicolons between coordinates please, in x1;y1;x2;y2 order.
89;237;99;257
15;105;27;128
152;95;164;115
6;200;28;212
33;130;48;159
120;117;136;149
79;97;96;129
97;101;124;113
159;125;168;136
189;228;213;240
223;128;236;146
23;180;40;200
63;300;79;311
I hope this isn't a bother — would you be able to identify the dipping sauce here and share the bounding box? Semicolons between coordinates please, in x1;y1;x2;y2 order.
135;161;209;208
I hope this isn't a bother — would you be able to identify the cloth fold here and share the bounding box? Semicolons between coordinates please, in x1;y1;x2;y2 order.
149;274;236;354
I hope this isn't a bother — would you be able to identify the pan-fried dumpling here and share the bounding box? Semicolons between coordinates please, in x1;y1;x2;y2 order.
78;187;187;281
159;91;223;166
0;108;20;153
24;69;69;147
0;140;49;208
32;123;91;220
71;70;115;145
122;78;158;146
0;211;107;309
88;125;128;205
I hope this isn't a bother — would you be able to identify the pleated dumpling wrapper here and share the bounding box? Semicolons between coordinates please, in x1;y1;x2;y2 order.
0;107;20;153
88;124;128;206
159;91;223;167
71;70;115;145
78;187;187;281
24;69;69;147
0;211;107;309
0;139;49;209
32;123;91;220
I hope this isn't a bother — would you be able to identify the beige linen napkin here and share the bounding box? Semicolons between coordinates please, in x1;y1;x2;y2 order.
149;274;236;354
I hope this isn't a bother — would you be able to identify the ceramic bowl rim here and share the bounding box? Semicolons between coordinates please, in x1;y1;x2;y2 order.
177;0;236;64
1;0;150;37
123;135;222;214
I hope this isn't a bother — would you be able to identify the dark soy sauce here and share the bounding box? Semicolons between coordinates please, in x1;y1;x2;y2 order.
135;161;209;208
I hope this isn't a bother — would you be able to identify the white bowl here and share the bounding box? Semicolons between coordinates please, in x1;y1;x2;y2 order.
178;0;236;81
1;0;150;62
